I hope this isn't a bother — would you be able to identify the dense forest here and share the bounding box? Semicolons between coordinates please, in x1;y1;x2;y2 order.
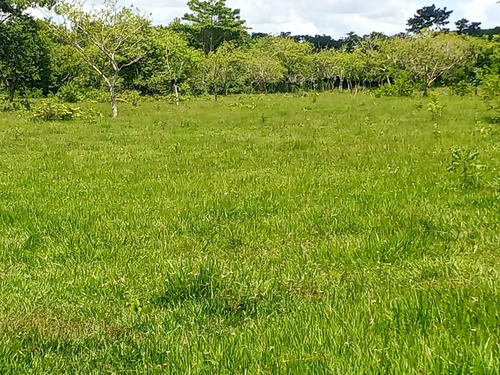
1;0;500;116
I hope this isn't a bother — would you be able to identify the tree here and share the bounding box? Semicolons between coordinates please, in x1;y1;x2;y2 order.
244;37;285;92
391;33;475;94
271;37;315;91
0;16;50;100
342;31;362;52
55;0;150;118
406;5;453;33
180;0;248;55
455;19;482;34
135;27;202;101
1;0;54;100
1;0;54;24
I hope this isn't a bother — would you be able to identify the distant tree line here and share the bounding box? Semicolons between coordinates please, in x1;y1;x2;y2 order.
1;0;500;116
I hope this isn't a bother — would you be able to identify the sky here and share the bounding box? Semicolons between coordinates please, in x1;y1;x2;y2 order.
52;0;500;38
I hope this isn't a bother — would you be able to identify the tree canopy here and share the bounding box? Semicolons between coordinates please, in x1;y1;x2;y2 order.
406;4;453;33
180;0;248;55
55;0;150;117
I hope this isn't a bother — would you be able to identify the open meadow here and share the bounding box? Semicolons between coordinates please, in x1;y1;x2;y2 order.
0;92;499;374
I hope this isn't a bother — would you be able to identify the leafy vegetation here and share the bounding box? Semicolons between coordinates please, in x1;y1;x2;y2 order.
0;92;499;373
1;0;500;116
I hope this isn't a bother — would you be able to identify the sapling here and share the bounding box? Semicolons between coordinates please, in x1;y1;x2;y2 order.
427;91;445;120
447;147;483;187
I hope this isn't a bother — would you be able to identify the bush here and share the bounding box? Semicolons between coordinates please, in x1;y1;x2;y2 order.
57;81;109;104
374;76;419;97
447;147;483;187
481;73;500;123
451;81;473;97
31;102;83;121
0;97;31;112
57;81;84;103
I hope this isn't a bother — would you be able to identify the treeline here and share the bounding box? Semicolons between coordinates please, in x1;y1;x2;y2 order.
1;0;500;114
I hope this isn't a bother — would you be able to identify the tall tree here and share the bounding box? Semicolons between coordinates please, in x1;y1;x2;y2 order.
244;37;285;93
0;0;53;100
406;5;453;34
0;16;50;100
391;33;475;94
55;0;150;118
455;19;482;34
1;0;54;24
135;27;202;101
180;0;248;55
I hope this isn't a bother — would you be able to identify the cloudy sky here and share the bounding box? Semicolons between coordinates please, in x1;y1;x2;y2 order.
89;0;500;37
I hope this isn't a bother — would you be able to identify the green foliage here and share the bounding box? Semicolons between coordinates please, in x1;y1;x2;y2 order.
447;147;482;187
374;74;418;97
244;37;285;92
0;96;31;111
451;80;473;96
0;15;51;100
56;80;110;103
135;27;202;96
31;101;82;121
427;91;445;119
0;0;55;23
55;0;150;117
179;0;249;55
389;33;475;95
56;80;84;103
406;5;453;33
481;72;500;122
31;101;103;121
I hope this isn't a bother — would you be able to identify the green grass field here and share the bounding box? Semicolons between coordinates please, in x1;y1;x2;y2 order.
0;92;499;374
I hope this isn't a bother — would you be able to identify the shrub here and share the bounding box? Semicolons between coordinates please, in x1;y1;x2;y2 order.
0;97;31;112
57;81;84;103
374;80;418;98
31;102;83;121
57;81;109;104
481;73;500;123
451;81;473;97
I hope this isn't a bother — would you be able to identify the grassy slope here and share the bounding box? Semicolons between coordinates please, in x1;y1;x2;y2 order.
0;92;499;374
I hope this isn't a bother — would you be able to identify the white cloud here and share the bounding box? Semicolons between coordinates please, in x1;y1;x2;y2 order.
90;0;500;37
457;0;500;28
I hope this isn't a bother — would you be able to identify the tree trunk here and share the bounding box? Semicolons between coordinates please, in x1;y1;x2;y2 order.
8;88;14;102
110;85;118;118
174;84;180;106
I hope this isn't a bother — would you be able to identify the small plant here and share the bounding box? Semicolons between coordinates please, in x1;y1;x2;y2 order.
432;123;441;139
427;91;445;120
447;147;483;187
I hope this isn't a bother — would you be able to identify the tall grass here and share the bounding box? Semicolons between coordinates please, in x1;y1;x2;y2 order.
0;92;498;374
